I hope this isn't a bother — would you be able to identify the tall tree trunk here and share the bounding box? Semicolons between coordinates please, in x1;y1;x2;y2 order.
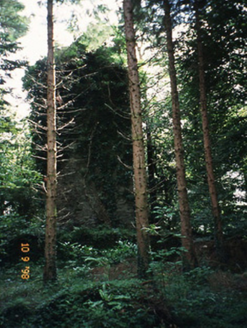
43;0;57;283
163;0;197;269
147;127;157;222
123;0;150;278
194;1;224;259
244;172;247;204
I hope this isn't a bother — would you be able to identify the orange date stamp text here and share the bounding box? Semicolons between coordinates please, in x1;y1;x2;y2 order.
21;243;30;280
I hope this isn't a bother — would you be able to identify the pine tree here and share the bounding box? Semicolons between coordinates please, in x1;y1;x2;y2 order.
163;0;197;269
43;0;57;283
123;0;150;277
0;0;28;83
194;0;224;259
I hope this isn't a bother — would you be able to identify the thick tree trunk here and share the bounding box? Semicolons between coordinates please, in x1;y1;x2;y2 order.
43;0;57;283
194;1;224;259
163;0;197;269
123;0;150;278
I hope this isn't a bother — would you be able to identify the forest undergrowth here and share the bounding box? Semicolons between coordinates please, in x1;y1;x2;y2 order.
1;238;247;328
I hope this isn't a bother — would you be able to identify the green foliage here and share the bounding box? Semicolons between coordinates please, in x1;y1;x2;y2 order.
0;0;27;42
148;251;247;328
58;225;135;250
142;0;247;239
102;240;137;264
0;264;161;328
0;0;28;77
171;286;247;328
1;247;247;328
58;240;137;272
151;205;179;230
76;22;112;51
0;109;44;266
58;242;108;269
176;0;247;235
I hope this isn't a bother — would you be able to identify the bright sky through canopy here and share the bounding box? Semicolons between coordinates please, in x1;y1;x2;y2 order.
5;0;118;119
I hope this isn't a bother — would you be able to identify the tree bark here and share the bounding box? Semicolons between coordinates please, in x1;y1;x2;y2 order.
194;1;224;258
43;0;57;283
123;0;150;278
147;128;157;222
163;0;197;269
